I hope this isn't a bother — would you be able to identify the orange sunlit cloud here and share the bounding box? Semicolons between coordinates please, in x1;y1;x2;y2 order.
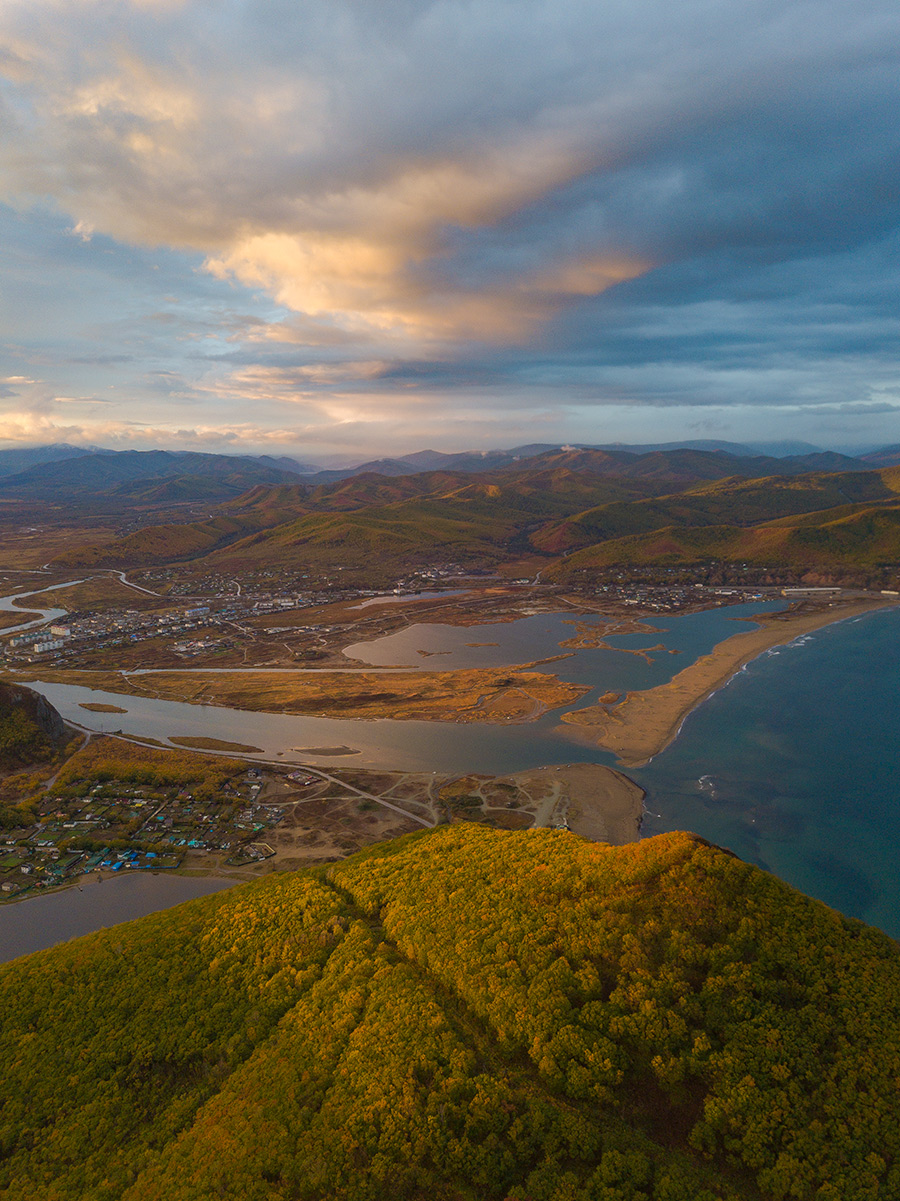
0;0;898;455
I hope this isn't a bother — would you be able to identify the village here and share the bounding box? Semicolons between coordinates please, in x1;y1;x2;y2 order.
0;765;287;900
0;558;780;673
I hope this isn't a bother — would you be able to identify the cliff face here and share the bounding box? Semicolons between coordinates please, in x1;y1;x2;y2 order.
1;824;899;1200
0;681;65;770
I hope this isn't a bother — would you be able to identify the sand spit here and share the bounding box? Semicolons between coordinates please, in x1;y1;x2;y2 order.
560;598;897;767
512;763;643;844
443;762;644;845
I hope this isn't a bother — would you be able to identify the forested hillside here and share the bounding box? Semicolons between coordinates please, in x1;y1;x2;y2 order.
0;682;65;773
2;825;899;1199
547;504;900;580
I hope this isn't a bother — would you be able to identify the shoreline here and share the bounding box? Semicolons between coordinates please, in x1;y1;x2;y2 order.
559;597;897;767
492;762;644;845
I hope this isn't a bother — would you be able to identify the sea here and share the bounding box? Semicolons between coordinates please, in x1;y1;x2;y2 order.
631;605;900;939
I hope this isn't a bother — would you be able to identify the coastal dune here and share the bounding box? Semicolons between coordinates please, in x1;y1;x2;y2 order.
561;598;895;766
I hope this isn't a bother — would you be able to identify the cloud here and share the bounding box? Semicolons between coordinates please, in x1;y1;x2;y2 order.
0;0;899;450
4;1;894;339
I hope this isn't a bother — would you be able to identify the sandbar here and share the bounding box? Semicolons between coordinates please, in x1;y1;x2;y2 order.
507;763;643;845
169;736;263;754
292;745;360;756
560;598;896;766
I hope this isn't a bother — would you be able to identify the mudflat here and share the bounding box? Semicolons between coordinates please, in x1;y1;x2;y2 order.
561;598;896;766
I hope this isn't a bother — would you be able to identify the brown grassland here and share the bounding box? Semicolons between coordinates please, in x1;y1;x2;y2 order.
28;665;590;722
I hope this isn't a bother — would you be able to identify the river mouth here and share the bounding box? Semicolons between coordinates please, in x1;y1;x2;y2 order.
13;599;900;941
22;601;783;774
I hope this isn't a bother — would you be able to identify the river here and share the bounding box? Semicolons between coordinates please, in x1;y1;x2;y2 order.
0;577;83;634
0;873;234;962
5;596;900;946
23;601;783;773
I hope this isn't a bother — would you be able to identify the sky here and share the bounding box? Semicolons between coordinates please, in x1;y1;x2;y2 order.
1;0;899;462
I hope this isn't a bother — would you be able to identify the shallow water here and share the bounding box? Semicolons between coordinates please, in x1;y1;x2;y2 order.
26;600;780;773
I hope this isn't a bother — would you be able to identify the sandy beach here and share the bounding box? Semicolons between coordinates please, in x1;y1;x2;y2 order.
560;597;897;766
504;762;644;844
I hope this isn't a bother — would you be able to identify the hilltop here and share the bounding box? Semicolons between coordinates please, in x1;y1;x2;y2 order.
2;824;899;1199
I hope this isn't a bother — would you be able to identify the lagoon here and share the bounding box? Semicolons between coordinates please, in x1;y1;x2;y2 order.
25;601;781;773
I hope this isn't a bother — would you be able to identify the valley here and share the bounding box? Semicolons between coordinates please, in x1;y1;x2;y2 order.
1;442;899;927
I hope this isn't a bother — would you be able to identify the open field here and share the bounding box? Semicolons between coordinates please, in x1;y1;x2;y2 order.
561;597;897;765
0;611;40;631
0;517;117;570
13;574;163;613
438;762;643;843
29;665;590;722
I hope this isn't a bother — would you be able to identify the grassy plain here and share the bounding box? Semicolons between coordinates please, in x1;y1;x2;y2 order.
15;574;163;612
53;734;247;794
31;665;589;722
0;514;117;569
0;611;38;631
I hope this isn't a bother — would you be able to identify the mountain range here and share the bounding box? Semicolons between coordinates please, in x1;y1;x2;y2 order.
40;446;900;587
4;438;900;497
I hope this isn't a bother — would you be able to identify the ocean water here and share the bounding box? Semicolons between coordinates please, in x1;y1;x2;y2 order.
633;607;900;939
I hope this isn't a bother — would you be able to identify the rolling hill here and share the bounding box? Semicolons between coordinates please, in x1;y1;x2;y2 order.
51;469;657;569
532;469;900;553
2;824;899;1199
495;445;863;482
40;448;900;584
548;503;900;580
